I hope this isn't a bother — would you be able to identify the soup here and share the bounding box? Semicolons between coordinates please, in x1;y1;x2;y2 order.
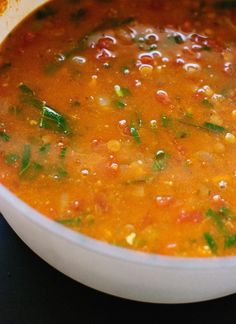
0;0;236;257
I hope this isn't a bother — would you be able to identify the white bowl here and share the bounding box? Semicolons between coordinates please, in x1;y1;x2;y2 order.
1;0;236;304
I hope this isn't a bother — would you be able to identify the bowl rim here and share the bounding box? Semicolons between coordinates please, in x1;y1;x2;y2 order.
1;184;236;270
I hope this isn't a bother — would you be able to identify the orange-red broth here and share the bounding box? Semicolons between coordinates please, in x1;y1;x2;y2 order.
1;0;236;257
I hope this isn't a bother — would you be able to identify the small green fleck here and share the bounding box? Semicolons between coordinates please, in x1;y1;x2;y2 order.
203;122;226;133
18;83;35;95
39;143;51;154
153;150;170;171
130;126;141;144
56;217;81;225
225;235;236;248
0;132;10;142
114;99;126;109
206;208;224;231
60;147;67;159
204;232;218;253
114;85;131;97
20;144;31;176
201;99;214;108
54;167;68;179
32;162;43;171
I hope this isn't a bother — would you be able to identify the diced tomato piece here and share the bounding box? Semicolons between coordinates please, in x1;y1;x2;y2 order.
97;37;115;50
177;210;203;224
140;55;154;65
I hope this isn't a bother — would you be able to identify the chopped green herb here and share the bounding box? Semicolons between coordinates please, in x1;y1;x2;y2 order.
56;217;81;225
201;99;214;108
39;143;51;154
178;119;227;133
130;126;141;144
32;162;43;171
114;85;131;97
204;232;218;253
184;112;194;119
206;208;224;231
219;206;236;220
225;235;236;248
70;8;87;22
0;131;10;142
60;147;67;159
18;83;35;95
20;144;31;176
56;168;68;179
40;105;71;134
114;99;126;109
19;84;71;134
21;96;44;110
203;122;226;133
4;153;19;165
153;150;170;171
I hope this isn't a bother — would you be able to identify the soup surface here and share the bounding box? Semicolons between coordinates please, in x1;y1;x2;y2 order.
1;0;236;257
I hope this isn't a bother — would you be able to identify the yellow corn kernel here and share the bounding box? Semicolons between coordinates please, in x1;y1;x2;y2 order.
139;64;153;76
232;110;236;120
107;140;121;152
225;133;236;144
30;120;38;126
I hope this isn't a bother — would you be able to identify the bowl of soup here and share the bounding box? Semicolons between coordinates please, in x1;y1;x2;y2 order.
1;0;236;303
